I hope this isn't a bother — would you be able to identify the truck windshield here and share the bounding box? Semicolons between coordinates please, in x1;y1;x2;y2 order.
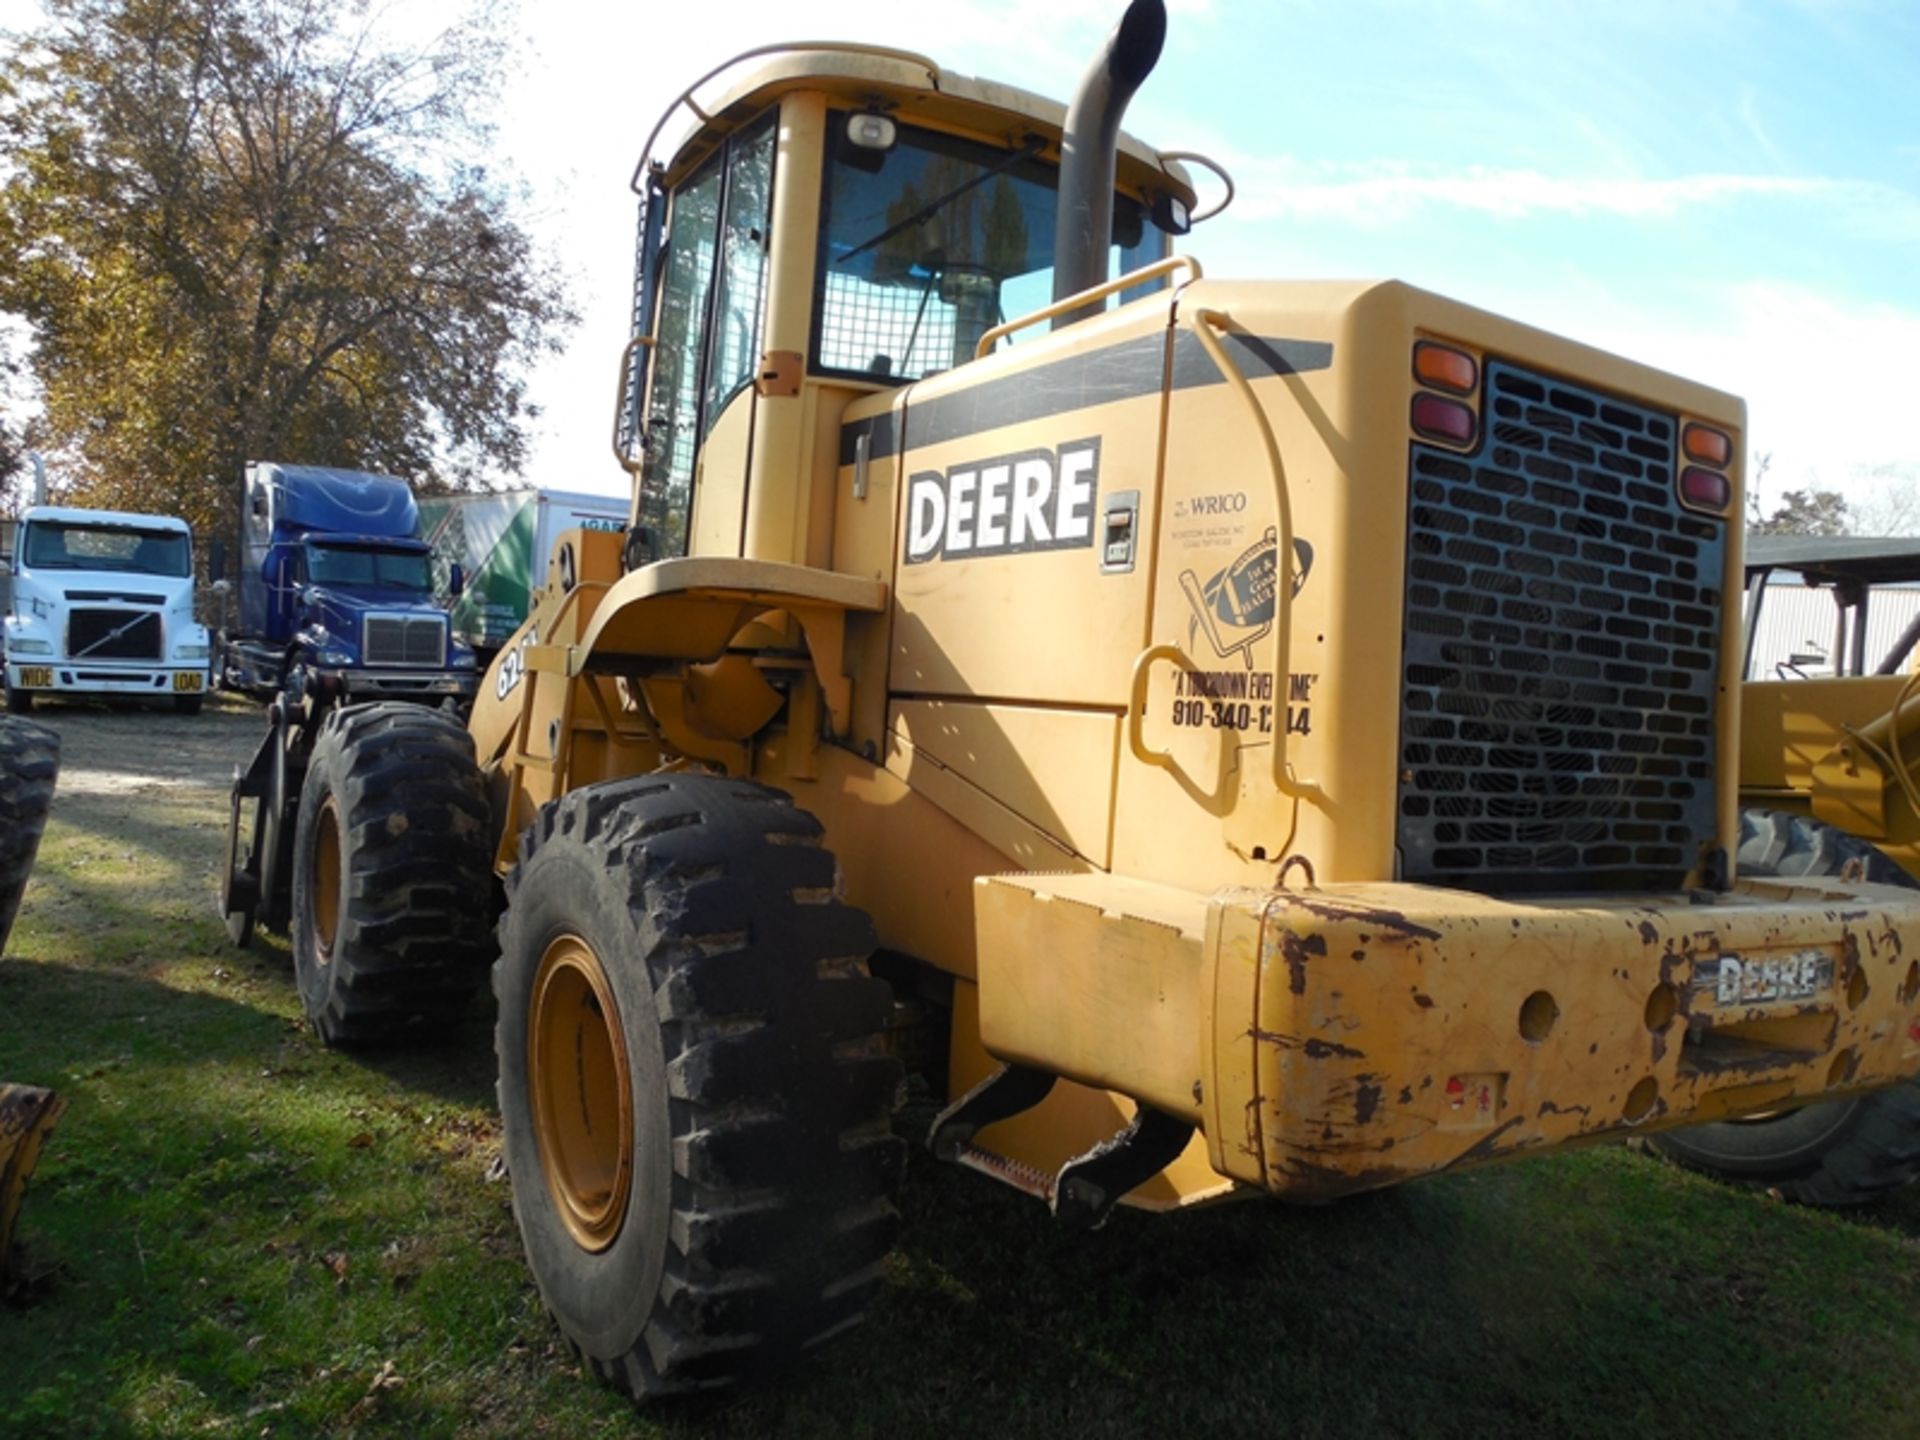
24;522;190;576
306;544;432;593
815;118;1166;381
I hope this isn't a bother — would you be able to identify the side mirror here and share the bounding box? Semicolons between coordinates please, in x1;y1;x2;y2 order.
208;540;227;584
448;562;464;598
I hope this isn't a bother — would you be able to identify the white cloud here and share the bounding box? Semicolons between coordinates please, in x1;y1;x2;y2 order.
1506;280;1920;508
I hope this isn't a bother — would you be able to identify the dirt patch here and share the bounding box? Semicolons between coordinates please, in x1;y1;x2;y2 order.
18;693;264;803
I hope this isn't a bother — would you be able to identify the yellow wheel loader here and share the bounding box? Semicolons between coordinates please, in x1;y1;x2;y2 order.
242;2;1920;1398
1651;535;1920;1202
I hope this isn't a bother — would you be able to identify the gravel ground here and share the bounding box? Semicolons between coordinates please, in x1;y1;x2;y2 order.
15;691;264;803
9;693;269;938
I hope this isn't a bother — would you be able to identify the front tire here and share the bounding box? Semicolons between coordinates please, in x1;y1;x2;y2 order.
289;703;493;1047
1652;810;1920;1204
495;775;904;1398
5;687;34;714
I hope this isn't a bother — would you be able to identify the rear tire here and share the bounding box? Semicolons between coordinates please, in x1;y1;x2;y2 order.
495;774;905;1398
0;717;61;954
289;703;494;1047
1652;809;1920;1204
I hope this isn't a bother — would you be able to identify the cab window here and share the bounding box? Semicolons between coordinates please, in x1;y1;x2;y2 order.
813;117;1166;382
637;112;777;560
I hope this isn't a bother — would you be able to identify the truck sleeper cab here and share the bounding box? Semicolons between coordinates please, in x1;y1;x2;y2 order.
219;462;478;703
3;506;210;713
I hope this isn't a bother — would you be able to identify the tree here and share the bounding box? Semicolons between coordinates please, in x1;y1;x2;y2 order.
0;0;572;549
0;336;23;505
1843;463;1920;538
1749;488;1851;537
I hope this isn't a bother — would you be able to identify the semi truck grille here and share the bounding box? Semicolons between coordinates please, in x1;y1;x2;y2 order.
67;607;162;660
364;615;445;667
1397;360;1726;894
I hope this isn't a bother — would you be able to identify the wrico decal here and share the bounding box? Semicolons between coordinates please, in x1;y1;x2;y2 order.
904;438;1100;564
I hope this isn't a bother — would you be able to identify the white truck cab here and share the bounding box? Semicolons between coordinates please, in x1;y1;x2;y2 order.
3;505;213;713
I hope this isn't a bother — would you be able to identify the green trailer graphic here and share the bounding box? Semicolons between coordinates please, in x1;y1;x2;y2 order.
419;490;626;656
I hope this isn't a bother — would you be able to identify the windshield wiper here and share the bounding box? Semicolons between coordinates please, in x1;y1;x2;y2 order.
837;135;1046;266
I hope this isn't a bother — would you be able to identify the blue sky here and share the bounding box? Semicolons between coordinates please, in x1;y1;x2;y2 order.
7;0;1919;520
503;0;1920;519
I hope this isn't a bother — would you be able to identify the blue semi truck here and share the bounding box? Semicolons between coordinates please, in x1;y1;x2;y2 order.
215;462;478;705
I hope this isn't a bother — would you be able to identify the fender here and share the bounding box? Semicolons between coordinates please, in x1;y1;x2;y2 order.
473;542;888;869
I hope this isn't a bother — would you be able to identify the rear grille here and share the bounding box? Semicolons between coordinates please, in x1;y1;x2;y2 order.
1397;360;1726;893
364;614;445;667
67;608;162;660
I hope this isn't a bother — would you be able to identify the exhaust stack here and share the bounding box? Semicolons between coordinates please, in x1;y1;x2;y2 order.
1051;0;1167;329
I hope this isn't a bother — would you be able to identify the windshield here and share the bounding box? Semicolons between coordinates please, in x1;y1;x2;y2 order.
305;544;433;594
815;117;1166;382
24;522;190;576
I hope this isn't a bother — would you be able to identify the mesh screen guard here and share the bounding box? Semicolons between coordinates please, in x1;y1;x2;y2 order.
1396;360;1727;893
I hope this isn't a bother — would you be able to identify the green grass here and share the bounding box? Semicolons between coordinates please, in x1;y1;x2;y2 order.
7;736;1920;1437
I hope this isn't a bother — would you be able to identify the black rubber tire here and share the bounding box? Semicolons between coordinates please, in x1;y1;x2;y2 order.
1652;809;1920;1204
6;687;34;714
173;691;204;716
1732;807;1914;887
495;774;905;1399
0;717;61;955
289;702;494;1047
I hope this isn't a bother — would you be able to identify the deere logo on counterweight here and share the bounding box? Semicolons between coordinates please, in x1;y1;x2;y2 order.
904;438;1100;564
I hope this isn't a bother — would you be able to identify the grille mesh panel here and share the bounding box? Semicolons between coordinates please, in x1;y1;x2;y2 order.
364;615;445;667
68;608;161;660
1397;360;1725;893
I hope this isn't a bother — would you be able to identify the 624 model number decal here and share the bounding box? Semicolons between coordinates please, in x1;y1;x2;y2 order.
495;626;537;701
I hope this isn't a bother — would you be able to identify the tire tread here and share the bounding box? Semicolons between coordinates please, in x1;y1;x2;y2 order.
497;773;904;1398
0;716;61;953
296;702;494;1046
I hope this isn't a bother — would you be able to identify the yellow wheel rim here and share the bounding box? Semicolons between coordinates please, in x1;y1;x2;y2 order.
312;797;342;963
528;934;633;1252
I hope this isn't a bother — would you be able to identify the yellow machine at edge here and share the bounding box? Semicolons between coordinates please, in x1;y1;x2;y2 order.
227;0;1920;1399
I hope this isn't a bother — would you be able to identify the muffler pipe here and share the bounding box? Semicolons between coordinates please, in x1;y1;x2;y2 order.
1051;0;1167;329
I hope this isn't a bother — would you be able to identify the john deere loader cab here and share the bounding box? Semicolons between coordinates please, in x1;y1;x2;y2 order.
272;2;1920;1403
615;39;1183;575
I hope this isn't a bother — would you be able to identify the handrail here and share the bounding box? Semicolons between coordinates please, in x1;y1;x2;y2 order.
1187;307;1324;805
630;41;942;192
1127;644;1193;769
1841;669;1920;819
610;333;655;477
973;255;1202;359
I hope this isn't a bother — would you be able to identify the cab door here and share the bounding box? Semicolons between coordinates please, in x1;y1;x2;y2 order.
634;113;777;561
